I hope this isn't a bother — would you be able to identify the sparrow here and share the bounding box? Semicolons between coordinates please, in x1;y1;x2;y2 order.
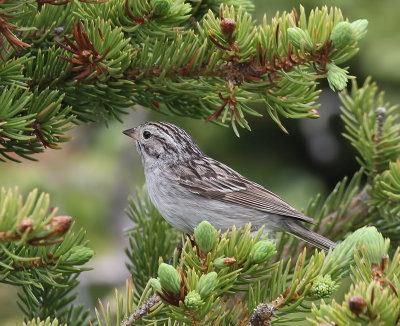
124;121;336;250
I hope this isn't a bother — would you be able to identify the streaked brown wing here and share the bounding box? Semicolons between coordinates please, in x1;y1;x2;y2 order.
173;158;313;224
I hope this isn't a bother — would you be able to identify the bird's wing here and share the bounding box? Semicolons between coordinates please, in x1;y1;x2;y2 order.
171;157;313;224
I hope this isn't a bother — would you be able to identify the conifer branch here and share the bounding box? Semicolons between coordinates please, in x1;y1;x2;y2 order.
0;1;370;162
0;187;93;325
339;77;400;177
1;1;398;325
310;233;400;325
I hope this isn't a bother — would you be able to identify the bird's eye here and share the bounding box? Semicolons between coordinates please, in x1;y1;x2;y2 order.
143;130;151;139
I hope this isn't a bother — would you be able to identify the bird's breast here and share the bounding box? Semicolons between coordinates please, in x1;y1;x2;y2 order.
143;168;283;234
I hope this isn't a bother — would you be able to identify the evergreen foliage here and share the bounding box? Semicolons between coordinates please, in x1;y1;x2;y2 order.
0;188;92;324
1;0;368;163
0;0;399;325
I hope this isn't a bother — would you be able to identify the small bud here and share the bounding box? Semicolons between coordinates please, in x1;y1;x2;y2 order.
311;274;337;298
158;263;182;295
151;0;171;16
331;22;353;49
194;221;217;253
349;294;367;315
341;226;387;264
220;18;236;35
184;290;203;309
65;245;94;265
213;256;236;268
350;19;368;41
375;107;386;116
326;63;348;91
250;240;276;264
196;272;217;299
18;218;34;233
308;109;320;118
287;27;313;51
48;216;72;235
150;278;162;293
326;226;389;276
250;303;274;325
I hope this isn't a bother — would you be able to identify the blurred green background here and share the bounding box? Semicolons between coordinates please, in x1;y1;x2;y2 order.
1;0;399;324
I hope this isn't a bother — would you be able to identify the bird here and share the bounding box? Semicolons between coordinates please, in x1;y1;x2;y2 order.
123;121;336;250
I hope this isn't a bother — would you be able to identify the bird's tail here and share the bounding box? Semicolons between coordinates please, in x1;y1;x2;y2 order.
285;221;336;251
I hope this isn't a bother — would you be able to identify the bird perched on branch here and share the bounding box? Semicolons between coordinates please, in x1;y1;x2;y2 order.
124;121;336;250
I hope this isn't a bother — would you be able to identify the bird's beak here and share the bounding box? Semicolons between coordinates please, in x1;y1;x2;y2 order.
123;128;138;140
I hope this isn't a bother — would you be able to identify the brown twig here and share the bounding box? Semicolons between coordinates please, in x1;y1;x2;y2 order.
13;252;60;270
0;14;30;61
0;216;72;246
125;0;155;25
56;21;110;80
121;295;160;326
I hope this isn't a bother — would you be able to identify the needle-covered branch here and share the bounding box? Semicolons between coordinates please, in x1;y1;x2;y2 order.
339;77;400;177
277;78;400;261
0;1;369;161
0;187;93;325
310;234;400;325
91;194;397;326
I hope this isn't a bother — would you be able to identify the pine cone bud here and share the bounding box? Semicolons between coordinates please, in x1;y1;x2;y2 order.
49;215;72;235
376;107;386;116
184;290;203;309
331;22;353;49
350;19;368;41
196;272;217;299
349;294;367;315
250;240;276;264
344;226;387;264
194;221;217;253
310;274;337;298
326;63;348;91
150;278;162;293
363;229;388;264
213;256;236;268
220;18;236;35
326;226;388;277
151;0;171;16
287;27;313;51
18;218;34;233
250;303;274;325
158;263;182;295
65;245;94;265
308;109;320;118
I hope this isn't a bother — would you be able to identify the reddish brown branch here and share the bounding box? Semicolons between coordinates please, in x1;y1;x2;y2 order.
13;252;60;270
275;23;280;47
185;48;200;75
56;21;110;80
0;14;30;61
208;34;231;51
156;266;187;307
293;8;299;27
0;216;72;246
125;0;153;25
124;38;333;123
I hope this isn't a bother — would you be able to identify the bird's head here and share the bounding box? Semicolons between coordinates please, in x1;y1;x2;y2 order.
123;121;202;166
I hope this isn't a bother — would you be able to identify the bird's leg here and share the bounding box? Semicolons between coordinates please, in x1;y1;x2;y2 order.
168;234;194;264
